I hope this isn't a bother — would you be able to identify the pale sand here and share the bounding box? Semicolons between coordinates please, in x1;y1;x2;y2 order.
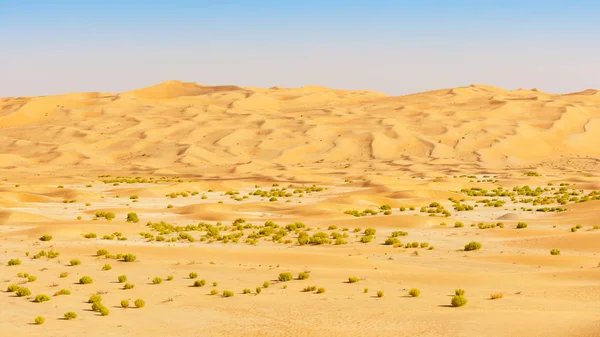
1;81;599;337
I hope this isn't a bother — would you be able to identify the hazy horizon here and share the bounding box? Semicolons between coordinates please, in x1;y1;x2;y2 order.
1;1;599;97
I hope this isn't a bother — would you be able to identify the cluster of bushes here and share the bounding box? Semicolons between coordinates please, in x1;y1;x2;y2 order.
95;211;116;220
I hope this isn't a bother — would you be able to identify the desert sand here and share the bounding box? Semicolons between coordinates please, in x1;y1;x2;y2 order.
1;80;599;337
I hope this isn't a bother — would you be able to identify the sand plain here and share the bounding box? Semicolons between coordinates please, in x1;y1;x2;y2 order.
1;81;600;336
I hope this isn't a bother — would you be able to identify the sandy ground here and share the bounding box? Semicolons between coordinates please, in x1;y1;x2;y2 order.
1;81;600;337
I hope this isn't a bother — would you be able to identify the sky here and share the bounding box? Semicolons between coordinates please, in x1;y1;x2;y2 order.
1;0;599;97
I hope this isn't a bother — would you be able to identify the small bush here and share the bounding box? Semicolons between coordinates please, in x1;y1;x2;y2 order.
100;306;110;316
189;272;198;279
263;281;270;288
455;289;465;296
79;276;93;284
102;264;112;271
278;272;293;282
70;259;81;266
377;290;384;298
223;290;234;297
126;212;139;223
317;287;326;294
152;277;163;284
167;275;174;281
210;289;219;295
364;228;376;236
256;287;262;294
7;258;21;266
121;300;130;308
298;272;310;280
16;287;32;297
516;222;528;229
91;302;103;312
34;316;45;325
451;295;468;307
34;294;50;303
193;280;206;287
60;272;69;278
348;277;359;283
409;288;420;297
243;288;251;294
7;284;20;292
97;249;109;256
123;283;135;290
58;289;71;295
550;249;561;256
27;275;37;282
464;241;482;251
64;312;77;320
84;232;97;239
118;275;127;283
88;294;102;303
122;254;136;262
490;293;503;300
39;235;53;241
134;298;145;308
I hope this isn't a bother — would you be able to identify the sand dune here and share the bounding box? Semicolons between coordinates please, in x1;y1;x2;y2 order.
1;81;600;337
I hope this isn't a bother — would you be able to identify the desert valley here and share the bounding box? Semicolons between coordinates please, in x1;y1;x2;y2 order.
1;80;599;336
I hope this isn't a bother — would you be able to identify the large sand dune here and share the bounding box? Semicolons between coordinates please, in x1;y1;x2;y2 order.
3;80;600;178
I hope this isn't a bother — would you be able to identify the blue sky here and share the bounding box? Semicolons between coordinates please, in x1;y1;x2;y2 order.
1;1;599;96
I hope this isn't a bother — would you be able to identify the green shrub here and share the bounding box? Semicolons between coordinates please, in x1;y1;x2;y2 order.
88;294;102;303
377;290;384;298
123;254;136;262
121;300;130;308
278;272;293;282
58;289;71;295
464;241;482;251
451;295;468;307
364;228;376;236
317;287;326;294
409;288;420;297
34;294;50;303
97;249;109;256
47;250;60;258
571;227;577;232
83;232;97;239
210;289;219;295
79;276;93;284
298;272;310;280
243;288;251;294
16;287;31;297
64;312;77;320
223;290;234;297
27;275;37;282
99;306;110;316
102;264;112;271
39;235;52;241
263;281;270;288
134;299;145;308
516;222;528;229
454;222;464;228
91;302;103;312
70;259;81;266
360;235;373;243
123;283;135;290
152;277;163;284
213;281;218;287
189;272;198;279
126;212;139;223
385;237;401;245
167;275;174;281
118;275;127;283
255;287;262;294
7;284;20;292
348;277;359;283
455;289;465;296
193;280;206;287
7;258;21;266
34;316;45;325
550;249;561;255
364;288;369;293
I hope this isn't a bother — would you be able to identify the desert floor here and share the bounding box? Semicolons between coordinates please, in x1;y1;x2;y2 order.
1;81;600;337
